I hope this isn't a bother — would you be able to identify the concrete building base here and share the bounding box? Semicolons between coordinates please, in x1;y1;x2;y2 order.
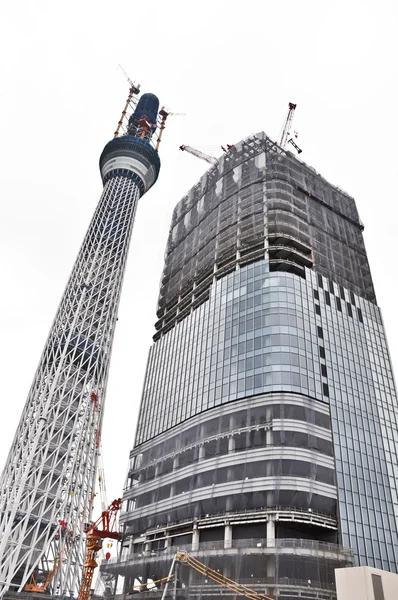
335;566;398;600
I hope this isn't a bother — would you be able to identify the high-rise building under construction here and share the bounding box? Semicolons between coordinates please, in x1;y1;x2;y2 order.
0;88;163;596
104;133;398;599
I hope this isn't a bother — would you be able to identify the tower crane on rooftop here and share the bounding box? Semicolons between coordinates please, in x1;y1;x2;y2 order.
279;102;302;154
280;102;297;149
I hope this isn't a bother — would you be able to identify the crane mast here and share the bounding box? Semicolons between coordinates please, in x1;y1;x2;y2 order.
78;498;122;600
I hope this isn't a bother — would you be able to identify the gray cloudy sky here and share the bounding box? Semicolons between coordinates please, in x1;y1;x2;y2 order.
0;0;397;506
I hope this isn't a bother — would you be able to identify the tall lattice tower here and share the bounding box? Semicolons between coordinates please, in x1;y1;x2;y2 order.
0;84;164;597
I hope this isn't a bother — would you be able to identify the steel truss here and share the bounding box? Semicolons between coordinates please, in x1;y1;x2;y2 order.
0;175;141;596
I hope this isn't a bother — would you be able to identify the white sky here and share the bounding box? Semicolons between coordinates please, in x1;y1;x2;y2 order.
0;0;397;512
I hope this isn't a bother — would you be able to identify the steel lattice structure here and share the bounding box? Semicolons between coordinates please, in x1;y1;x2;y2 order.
0;91;161;597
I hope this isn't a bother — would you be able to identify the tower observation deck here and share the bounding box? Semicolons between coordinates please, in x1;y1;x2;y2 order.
0;89;162;596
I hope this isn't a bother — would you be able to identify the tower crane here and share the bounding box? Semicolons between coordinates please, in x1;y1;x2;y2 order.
114;65;141;139
279;102;297;149
160;551;274;600
77;498;122;600
179;145;218;166
279;102;302;153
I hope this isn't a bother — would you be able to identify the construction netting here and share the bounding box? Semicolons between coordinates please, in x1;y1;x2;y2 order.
156;133;374;341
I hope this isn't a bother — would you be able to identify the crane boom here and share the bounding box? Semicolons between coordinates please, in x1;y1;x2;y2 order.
117;64;140;94
24;522;73;593
179;145;218;166
279;102;297;150
113;67;141;139
171;551;274;600
25;547;65;593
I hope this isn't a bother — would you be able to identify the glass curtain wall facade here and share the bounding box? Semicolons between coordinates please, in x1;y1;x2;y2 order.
102;134;398;600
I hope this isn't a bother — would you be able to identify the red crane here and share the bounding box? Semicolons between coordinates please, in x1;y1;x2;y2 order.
77;498;122;600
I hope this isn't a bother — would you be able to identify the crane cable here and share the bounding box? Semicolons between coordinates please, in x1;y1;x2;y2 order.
97;445;108;511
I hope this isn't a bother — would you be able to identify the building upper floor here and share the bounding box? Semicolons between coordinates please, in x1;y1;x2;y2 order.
155;133;374;340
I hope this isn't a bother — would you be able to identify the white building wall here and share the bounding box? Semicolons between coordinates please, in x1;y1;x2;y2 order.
336;566;398;600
